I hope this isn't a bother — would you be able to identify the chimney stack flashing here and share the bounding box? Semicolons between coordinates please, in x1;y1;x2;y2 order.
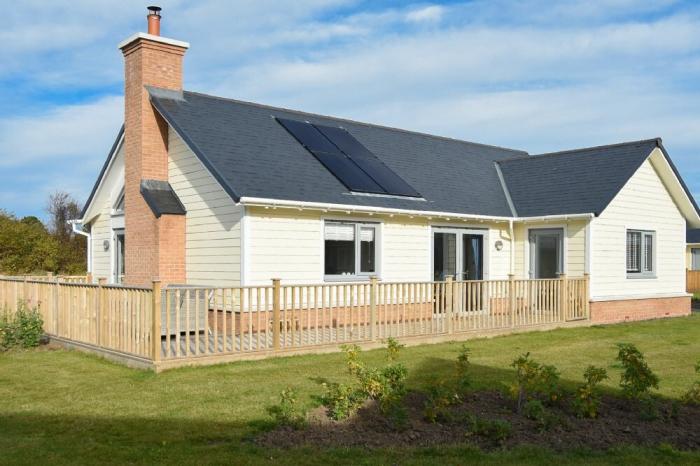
117;32;190;51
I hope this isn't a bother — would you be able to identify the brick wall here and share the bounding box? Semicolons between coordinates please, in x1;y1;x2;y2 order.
590;296;690;324
121;38;187;286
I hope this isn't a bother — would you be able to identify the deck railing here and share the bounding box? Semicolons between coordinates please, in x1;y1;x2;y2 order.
687;269;700;293
0;274;589;368
159;275;589;361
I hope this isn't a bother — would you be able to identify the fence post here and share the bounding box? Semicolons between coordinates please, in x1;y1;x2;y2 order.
87;272;93;284
508;274;515;328
369;276;378;341
97;278;106;345
583;273;590;319
152;281;162;363
446;276;454;334
272;278;281;350
558;273;568;321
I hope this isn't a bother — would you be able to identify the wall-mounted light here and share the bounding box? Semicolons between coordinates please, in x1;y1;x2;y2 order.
103;240;110;252
494;240;504;251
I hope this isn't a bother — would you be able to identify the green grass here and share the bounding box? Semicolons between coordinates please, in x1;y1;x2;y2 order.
2;315;700;465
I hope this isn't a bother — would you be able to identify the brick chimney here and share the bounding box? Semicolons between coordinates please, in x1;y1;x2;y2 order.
118;6;188;286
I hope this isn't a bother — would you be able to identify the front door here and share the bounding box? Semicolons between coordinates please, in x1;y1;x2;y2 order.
529;228;563;279
433;229;485;281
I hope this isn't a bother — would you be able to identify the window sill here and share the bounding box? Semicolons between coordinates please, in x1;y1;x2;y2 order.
626;274;657;279
324;275;376;283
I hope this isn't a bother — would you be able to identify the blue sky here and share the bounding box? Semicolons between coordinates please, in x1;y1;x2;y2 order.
1;0;699;219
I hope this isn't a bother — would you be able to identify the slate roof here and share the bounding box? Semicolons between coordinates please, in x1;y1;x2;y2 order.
688;229;700;243
140;180;186;217
497;139;661;217
83;87;698;222
148;87;524;217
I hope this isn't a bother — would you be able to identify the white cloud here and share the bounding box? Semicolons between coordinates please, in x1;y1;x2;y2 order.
406;5;444;23
2;0;700;217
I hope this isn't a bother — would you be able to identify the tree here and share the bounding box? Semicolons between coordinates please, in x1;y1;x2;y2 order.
45;191;86;274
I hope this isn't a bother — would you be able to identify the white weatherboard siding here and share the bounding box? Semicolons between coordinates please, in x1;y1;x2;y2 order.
246;207;512;286
86;143;125;281
168;128;242;287
512;219;588;279
591;157;686;300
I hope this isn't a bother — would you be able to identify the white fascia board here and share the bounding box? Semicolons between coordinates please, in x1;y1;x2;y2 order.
80;134;125;223
238;196;594;223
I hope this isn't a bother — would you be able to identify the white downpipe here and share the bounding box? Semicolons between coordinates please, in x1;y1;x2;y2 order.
508;219;515;276
69;220;91;275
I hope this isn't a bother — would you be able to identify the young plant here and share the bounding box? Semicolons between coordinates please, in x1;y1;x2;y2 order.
467;416;512;445
385;337;404;362
266;387;306;429
341;344;363;376
681;361;700;405
320;382;364;421
424;379;459;423
571;365;608;418
456;345;471;393
616;343;659;400
509;352;561;412
0;301;44;350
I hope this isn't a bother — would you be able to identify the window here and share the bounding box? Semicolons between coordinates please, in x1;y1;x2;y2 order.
626;230;655;277
113;189;125;215
324;221;378;279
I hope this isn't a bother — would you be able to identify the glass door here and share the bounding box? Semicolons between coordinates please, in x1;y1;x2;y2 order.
462;234;484;280
529;228;563;279
433;232;457;281
433;229;485;281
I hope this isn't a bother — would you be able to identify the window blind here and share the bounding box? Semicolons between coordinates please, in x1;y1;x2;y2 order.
626;231;640;272
324;223;355;241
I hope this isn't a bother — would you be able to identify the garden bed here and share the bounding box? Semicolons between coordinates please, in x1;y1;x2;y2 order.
257;389;700;451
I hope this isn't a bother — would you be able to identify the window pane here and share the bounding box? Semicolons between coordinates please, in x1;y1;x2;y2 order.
626;231;641;272
433;233;457;281
325;223;355;275
643;233;653;272
360;227;375;273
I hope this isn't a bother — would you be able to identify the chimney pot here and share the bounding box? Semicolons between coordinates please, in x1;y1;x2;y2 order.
147;6;162;36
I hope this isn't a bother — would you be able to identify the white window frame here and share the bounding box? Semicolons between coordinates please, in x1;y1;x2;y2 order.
626;229;656;279
323;220;380;281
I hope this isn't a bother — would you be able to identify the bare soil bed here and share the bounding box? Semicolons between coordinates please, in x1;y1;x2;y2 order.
257;390;700;452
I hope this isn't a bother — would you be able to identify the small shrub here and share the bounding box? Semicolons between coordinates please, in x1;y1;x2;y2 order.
572;365;608;418
681;361;700;405
341;344;363;376
467;416;512;445
424;379;459;423
509;353;561;412
0;301;44;351
456;345;471;393
266;387;306;429
320;382;364;421
385;337;404;362
616;343;659;400
522;399;559;431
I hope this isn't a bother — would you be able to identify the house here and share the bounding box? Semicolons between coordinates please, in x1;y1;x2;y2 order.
77;7;700;326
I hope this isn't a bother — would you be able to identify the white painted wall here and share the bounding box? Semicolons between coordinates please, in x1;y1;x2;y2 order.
86;143;125;282
168;128;243;287
590;156;686;300
245;207;513;286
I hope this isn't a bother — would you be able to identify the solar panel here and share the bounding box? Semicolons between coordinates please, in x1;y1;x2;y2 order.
276;118;385;194
314;124;421;197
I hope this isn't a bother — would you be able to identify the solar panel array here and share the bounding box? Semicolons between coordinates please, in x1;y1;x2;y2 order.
277;117;421;198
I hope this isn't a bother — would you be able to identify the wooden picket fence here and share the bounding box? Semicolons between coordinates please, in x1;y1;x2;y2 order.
0;276;154;361
0;274;589;370
687;269;700;293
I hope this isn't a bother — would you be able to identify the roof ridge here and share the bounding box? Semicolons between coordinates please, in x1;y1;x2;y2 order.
178;88;529;156
498;138;660;164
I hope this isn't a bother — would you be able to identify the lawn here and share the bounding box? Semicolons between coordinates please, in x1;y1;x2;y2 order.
2;315;700;465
